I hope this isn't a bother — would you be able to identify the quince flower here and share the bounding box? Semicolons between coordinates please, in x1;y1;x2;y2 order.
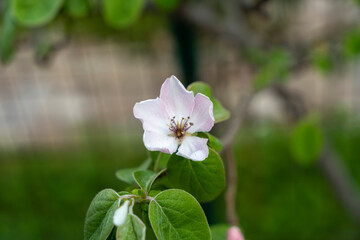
133;76;214;161
113;200;130;227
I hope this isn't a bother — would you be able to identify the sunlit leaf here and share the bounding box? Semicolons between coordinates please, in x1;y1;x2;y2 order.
103;0;145;29
167;148;225;202
12;0;64;27
148;189;211;240
85;189;120;240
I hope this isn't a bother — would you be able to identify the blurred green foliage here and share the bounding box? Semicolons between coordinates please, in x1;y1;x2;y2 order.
342;28;360;59
0;0;16;63
245;48;293;90
103;0;145;29
0;114;359;240
290;114;323;166
11;0;64;27
311;46;333;74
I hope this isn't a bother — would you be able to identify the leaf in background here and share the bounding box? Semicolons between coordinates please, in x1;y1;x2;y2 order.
103;0;145;29
167;148;226;202
1;0;17;64
197;132;223;152
132;169;166;193
85;189;120;240
65;0;89;18
116;158;152;185
210;224;231;240
11;0;64;27
153;0;179;12
311;46;333;74
187;82;230;123
342;28;360;59
148;189;211;240
290;115;323;166
253;49;292;90
116;214;146;240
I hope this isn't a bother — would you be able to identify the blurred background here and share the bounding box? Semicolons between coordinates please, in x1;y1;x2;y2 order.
1;0;360;239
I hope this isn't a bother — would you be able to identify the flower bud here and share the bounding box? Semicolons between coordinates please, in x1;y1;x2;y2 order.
227;226;245;240
113;200;130;227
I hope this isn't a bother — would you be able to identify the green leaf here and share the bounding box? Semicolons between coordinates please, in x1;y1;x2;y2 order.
85;189;120;240
65;0;89;18
133;169;166;193
187;82;230;123
1;0;17;64
153;0;179;12
197;132;223;152
213;99;231;123
210;224;230;240
167;148;226;202
116;214;146;240
311;47;333;74
290;115;323;166
148;189;211;240
342;28;360;59
116;158;151;185
187;82;213;98
11;0;64;27
149;151;170;171
103;0;145;29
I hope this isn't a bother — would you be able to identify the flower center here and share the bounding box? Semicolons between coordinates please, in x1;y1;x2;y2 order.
168;116;193;140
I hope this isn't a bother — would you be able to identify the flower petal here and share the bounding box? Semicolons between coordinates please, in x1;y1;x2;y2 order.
133;98;169;134
143;131;178;154
159;76;195;119
188;93;214;134
177;136;209;161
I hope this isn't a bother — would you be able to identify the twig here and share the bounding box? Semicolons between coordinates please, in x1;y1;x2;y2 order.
220;92;254;227
221;93;254;150
224;143;239;226
319;143;360;224
272;85;360;225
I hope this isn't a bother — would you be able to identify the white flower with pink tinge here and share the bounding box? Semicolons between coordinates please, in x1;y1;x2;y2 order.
133;76;214;161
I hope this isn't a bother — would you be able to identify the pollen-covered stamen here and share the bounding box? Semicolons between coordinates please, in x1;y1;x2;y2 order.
168;116;193;139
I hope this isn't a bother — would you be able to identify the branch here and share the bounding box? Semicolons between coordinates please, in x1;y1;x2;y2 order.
319;143;360;224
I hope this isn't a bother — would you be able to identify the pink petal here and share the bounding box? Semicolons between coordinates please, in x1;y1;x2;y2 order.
133;98;169;134
143;131;178;154
227;226;245;240
188;93;214;134
159;76;195;120
177;136;209;161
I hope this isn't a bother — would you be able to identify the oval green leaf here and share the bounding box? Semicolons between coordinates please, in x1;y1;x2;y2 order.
116;214;146;240
290;116;323;166
148;189;211;240
133;169;166;193
85;189;120;240
167;148;226;202
12;0;64;27
103;0;145;29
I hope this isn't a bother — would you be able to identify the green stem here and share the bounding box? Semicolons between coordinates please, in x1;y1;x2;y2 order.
153;152;163;172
